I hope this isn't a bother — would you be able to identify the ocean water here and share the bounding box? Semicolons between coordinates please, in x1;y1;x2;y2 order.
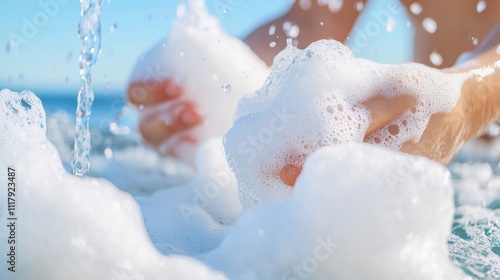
39;93;127;129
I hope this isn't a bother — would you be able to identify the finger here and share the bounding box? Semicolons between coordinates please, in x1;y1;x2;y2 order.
362;94;416;136
279;164;303;187
161;134;199;159
127;79;182;107
139;102;203;147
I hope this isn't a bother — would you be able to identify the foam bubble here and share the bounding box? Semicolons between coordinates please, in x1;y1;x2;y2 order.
476;0;487;14
409;3;423;15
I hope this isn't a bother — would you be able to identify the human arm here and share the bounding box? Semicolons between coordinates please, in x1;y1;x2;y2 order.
245;0;367;65
399;47;500;164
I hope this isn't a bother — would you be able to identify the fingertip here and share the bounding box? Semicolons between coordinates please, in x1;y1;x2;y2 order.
280;164;303;187
180;105;204;127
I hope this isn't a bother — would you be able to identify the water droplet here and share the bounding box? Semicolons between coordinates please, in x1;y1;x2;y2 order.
472;36;479;46
268;25;276;36
223;9;228;14
110;23;117;33
320;21;324;26
290;26;300;38
299;0;312;10
410;3;422;15
422;18;437;34
430;51;443;66
283;21;300;38
477;0;487;13
269;41;276;48
104;148;113;159
212;73;219;81
221;84;232;93
328;0;344;13
386;17;396;32
356;1;364;11
496;44;500;55
5;39;15;54
66;51;73;62
406;21;412;28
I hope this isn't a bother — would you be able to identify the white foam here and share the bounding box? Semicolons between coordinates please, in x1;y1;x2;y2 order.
225;39;465;206
205;143;465;280
129;0;268;164
0;89;224;280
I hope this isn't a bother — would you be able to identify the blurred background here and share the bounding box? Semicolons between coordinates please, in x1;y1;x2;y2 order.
0;0;415;190
0;0;413;97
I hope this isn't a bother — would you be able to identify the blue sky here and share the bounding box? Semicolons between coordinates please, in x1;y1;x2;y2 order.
0;0;413;96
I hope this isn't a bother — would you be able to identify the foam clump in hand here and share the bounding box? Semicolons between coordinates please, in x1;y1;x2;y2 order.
225;39;465;206
205;143;465;279
0;89;224;280
129;0;269;163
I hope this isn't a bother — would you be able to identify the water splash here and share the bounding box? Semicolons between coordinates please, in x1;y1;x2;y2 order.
221;84;232;93
72;0;103;176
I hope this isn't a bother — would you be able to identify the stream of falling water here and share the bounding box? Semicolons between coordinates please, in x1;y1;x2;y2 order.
72;0;103;176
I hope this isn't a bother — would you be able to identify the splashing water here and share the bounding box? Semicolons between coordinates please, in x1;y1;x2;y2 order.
220;84;232;93
72;0;103;176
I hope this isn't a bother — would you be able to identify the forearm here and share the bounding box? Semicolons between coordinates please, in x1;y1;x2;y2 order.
244;0;366;65
450;46;500;142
